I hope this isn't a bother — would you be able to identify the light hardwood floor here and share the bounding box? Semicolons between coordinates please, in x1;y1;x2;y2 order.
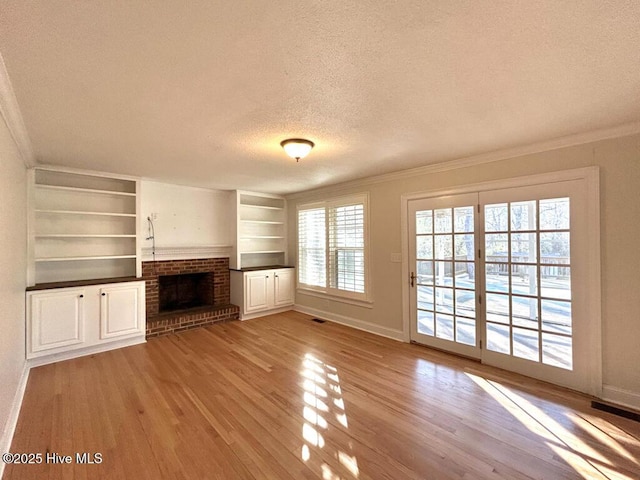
4;311;640;479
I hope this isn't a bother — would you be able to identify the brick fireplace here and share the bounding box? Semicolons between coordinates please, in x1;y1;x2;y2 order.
142;257;239;337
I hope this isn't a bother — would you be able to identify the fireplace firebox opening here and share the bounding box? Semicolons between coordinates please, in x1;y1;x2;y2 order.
158;272;214;313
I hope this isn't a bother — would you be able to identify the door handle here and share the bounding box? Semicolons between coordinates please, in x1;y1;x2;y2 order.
410;272;416;287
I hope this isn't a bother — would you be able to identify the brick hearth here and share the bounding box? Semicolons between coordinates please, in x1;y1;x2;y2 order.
142;258;239;337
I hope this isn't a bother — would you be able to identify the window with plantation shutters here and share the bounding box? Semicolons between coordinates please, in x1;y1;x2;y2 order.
298;207;326;288
329;203;365;293
297;194;369;301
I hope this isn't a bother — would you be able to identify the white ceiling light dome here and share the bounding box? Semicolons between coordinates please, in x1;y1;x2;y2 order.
280;138;314;162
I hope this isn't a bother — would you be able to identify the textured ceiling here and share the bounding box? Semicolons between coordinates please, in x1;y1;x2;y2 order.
0;1;639;194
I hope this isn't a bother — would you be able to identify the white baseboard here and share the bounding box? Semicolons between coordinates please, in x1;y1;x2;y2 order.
294;304;405;342
27;336;146;368
0;362;30;478
601;385;640;412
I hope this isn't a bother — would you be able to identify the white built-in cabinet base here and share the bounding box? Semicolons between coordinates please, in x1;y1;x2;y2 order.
26;280;146;366
230;268;294;320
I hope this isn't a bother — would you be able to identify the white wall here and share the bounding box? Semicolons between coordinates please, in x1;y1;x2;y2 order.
0;116;28;457
140;181;233;248
287;133;640;408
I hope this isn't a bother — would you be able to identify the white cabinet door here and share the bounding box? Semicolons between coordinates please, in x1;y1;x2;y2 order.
26;280;146;364
231;268;295;319
273;269;294;306
245;271;270;313
28;288;85;356
100;283;145;339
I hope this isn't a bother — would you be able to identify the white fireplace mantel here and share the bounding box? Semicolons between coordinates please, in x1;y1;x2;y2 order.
141;245;232;262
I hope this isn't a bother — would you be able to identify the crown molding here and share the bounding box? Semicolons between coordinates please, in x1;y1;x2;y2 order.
141;245;232;262
286;121;640;200
0;52;34;167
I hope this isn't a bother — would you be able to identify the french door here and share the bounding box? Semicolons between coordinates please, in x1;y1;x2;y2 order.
408;179;594;393
409;193;481;359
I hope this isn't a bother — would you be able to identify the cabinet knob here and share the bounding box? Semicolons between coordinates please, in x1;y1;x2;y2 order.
101;292;106;296
79;294;84;298
275;274;278;278
265;275;269;278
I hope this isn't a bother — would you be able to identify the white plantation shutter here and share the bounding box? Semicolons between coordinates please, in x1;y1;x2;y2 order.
328;203;365;293
297;194;369;300
298;207;326;288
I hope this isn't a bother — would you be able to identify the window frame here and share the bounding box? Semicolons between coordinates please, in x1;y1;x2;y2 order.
296;193;371;303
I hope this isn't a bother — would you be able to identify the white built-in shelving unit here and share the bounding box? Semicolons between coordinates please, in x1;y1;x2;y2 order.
231;191;287;269
29;168;140;285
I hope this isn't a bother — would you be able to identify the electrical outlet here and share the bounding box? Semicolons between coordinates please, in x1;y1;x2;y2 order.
151;212;158;220
390;252;402;263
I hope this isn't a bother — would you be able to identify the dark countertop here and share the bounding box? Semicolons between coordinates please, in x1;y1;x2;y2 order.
26;276;142;291
229;265;295;272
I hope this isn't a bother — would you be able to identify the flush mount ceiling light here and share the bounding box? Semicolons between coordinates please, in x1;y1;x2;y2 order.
280;138;314;162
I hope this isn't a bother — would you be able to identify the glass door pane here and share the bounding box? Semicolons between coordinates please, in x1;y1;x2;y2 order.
483;197;572;370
